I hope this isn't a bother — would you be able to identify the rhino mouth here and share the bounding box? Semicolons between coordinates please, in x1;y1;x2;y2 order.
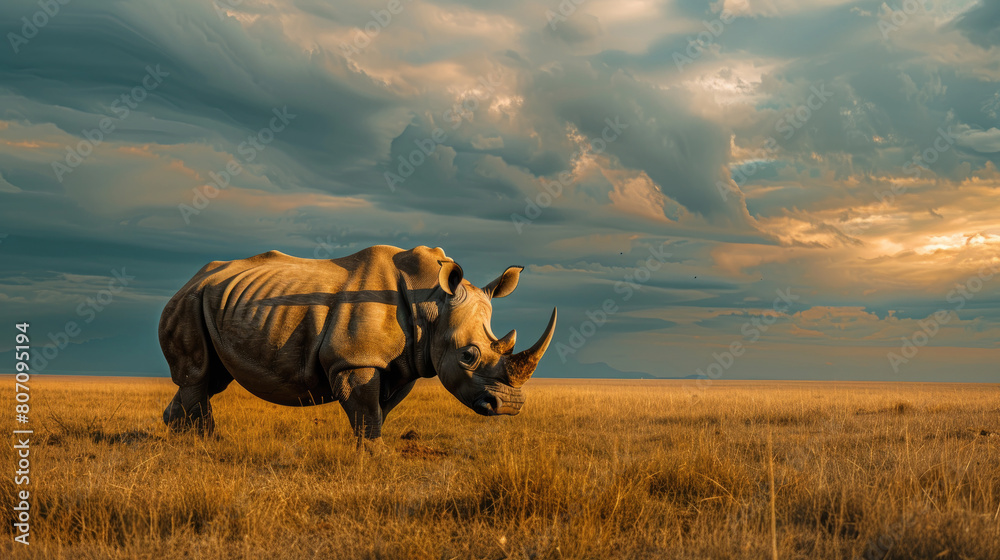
473;384;525;416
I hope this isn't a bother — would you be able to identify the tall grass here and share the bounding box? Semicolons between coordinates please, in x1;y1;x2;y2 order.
2;376;998;559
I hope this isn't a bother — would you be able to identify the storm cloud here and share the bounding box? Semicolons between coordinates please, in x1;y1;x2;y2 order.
1;0;998;381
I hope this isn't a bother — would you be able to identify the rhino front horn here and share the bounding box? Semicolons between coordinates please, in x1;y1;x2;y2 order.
505;308;557;387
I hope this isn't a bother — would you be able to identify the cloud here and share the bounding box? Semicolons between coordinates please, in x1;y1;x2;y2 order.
953;125;1000;152
1;0;999;380
951;0;1000;48
546;13;603;44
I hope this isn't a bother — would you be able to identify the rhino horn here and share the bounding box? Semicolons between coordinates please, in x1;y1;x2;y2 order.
505;308;557;387
492;329;517;355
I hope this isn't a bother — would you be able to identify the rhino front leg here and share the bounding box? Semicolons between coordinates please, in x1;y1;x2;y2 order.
380;378;416;421
333;367;386;451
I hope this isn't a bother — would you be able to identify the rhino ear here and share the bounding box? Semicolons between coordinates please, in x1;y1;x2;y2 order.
438;260;464;296
484;266;523;299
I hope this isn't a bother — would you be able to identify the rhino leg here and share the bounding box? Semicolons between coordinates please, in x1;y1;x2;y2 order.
163;385;214;435
380;379;416;421
160;285;233;436
163;370;233;437
332;367;385;450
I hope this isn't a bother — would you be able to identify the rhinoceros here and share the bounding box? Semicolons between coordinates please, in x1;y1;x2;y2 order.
158;245;556;449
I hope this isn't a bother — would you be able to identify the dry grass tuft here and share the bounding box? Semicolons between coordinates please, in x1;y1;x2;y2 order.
1;376;998;559
892;401;916;415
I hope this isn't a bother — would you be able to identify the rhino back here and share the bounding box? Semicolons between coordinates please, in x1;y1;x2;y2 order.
187;246;442;404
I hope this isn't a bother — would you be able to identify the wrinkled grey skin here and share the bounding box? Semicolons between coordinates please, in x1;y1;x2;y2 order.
158;245;556;450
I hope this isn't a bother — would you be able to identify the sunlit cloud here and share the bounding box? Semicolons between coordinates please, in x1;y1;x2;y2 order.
0;0;998;380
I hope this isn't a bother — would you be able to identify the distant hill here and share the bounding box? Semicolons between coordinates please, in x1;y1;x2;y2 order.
538;360;707;380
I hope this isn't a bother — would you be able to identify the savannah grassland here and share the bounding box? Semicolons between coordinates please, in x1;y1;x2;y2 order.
1;376;998;560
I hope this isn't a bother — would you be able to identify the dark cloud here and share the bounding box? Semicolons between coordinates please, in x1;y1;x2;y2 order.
1;0;998;381
0;0;395;195
952;0;1000;48
546;13;602;44
522;62;748;223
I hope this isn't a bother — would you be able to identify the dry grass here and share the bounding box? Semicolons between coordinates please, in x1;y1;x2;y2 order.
2;376;999;559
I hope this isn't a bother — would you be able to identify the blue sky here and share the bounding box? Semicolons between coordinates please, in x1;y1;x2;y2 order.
1;0;999;381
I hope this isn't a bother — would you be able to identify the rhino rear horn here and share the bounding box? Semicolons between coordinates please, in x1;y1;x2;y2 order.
505;308;557;387
492;329;517;355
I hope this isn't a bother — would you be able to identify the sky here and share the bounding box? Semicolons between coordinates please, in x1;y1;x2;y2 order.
0;0;998;382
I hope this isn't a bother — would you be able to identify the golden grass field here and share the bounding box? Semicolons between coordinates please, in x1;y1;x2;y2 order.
2;375;999;559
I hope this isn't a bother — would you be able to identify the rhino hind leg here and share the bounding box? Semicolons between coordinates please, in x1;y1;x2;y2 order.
163;364;234;436
160;286;233;436
163;386;212;435
167;368;232;432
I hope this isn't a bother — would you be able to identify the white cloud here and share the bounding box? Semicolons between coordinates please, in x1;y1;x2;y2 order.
954;125;1000;153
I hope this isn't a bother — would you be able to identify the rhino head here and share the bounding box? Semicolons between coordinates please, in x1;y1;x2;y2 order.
431;261;557;416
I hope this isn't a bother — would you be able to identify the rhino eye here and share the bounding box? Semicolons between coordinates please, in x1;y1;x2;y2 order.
459;346;480;368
